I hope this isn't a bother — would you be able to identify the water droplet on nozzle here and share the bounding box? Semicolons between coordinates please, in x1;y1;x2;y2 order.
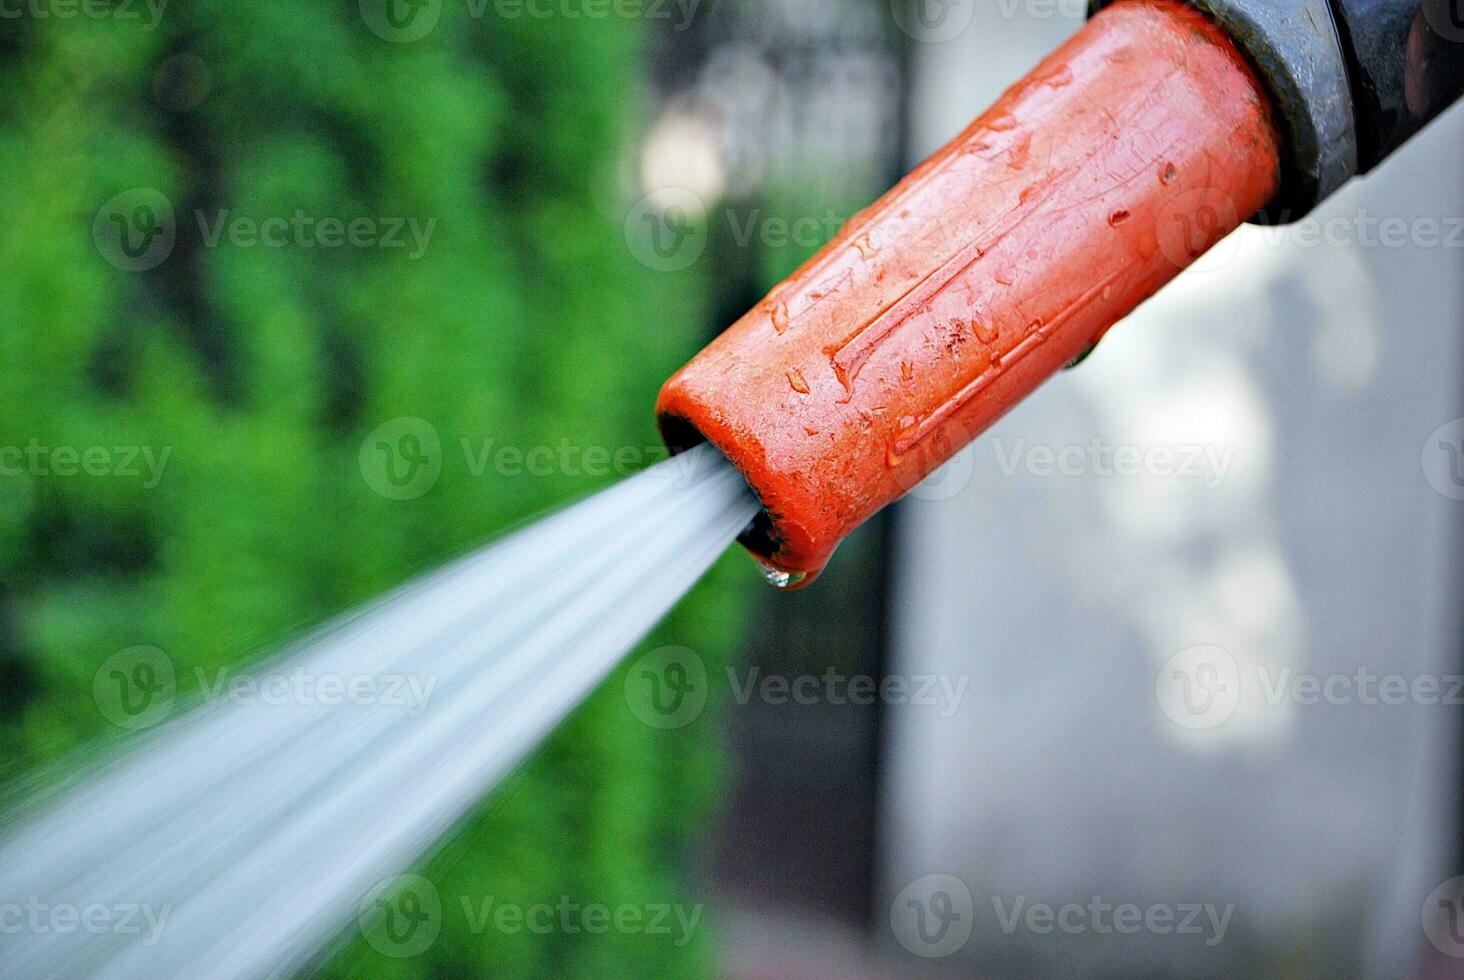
758;563;807;589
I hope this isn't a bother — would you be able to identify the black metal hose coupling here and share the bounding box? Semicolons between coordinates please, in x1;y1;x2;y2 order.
1091;0;1464;220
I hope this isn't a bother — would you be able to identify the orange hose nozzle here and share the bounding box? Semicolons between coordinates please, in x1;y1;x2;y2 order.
657;0;1281;587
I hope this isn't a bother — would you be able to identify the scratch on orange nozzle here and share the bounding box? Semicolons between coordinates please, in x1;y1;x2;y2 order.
658;0;1281;587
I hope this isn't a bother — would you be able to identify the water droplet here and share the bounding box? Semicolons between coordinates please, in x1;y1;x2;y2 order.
1041;65;1073;88
972;319;999;344
1108;209;1131;226
852;233;876;260
1161;162;1178;184
786;368;810;394
986;113;1018;132
995;267;1014;286
1007;134;1032;170
768;301;790;334
759;563;807;589
1067;343;1098;369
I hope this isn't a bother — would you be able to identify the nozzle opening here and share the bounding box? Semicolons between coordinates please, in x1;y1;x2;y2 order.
657;411;782;564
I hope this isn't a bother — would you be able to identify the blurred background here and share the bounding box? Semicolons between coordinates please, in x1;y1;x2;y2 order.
0;0;1462;977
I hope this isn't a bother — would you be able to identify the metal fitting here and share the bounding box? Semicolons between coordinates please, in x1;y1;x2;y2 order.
1091;0;1359;221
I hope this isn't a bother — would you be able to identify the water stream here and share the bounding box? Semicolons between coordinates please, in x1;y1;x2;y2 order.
0;443;758;978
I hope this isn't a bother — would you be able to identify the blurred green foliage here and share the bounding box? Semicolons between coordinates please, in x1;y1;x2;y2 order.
0;2;749;975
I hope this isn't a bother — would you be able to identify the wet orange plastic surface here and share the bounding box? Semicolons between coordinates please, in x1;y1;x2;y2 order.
657;0;1281;587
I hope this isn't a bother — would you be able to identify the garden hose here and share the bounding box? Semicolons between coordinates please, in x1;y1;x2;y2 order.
657;0;1464;587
